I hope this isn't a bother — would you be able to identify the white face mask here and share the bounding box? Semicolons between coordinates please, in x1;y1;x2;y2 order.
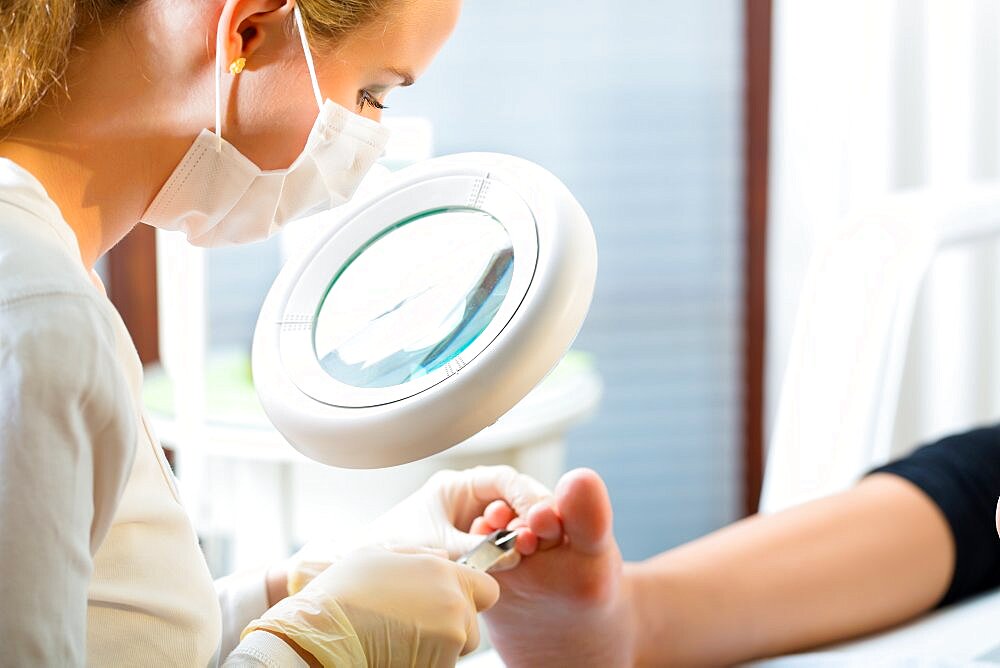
141;6;391;247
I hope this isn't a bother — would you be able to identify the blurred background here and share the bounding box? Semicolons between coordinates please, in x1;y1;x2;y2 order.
382;0;748;558
99;0;1000;577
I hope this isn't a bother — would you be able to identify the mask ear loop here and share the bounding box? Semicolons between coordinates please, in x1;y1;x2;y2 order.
214;22;225;152
293;4;324;112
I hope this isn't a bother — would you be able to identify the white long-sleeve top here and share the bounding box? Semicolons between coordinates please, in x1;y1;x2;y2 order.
0;158;307;666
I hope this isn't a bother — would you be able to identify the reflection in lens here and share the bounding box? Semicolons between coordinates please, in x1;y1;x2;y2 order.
314;209;514;388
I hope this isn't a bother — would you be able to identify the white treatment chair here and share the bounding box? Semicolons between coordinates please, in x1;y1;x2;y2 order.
760;185;1000;513
751;185;1000;665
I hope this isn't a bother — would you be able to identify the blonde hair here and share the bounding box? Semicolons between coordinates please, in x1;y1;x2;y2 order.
296;0;397;44
0;0;395;130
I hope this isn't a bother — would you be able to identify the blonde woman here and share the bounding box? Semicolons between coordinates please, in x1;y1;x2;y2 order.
0;1;560;665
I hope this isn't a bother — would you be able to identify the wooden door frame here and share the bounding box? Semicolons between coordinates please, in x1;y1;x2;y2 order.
106;224;159;366
743;0;773;515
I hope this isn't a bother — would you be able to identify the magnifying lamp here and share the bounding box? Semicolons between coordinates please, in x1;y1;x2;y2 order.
252;153;597;468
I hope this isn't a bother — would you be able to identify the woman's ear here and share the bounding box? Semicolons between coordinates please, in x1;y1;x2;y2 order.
217;0;296;68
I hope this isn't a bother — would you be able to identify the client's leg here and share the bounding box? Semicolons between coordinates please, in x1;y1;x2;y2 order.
475;469;956;666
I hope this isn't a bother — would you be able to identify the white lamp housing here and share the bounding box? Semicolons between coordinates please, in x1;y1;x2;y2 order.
252;153;597;469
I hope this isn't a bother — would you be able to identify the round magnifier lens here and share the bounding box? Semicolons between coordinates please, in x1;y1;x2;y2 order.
313;208;515;389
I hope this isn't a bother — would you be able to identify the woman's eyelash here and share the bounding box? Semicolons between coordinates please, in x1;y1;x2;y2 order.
359;90;387;111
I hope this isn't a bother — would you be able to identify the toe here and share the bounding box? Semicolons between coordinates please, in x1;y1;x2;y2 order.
485;500;516;529
527;502;563;550
555;468;614;556
470;516;494;535
514;528;538;555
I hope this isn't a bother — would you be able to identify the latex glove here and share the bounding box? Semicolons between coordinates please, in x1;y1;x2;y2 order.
288;465;554;594
244;545;499;668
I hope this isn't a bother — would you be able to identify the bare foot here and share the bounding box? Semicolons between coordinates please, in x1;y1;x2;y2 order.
478;469;637;667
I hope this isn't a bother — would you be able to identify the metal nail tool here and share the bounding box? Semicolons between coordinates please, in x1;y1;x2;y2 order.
457;529;518;572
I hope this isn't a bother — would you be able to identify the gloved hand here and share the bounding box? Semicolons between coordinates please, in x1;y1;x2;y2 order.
287;465;554;594
244;545;499;668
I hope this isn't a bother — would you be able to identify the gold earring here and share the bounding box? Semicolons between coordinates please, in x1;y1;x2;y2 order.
229;57;247;75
